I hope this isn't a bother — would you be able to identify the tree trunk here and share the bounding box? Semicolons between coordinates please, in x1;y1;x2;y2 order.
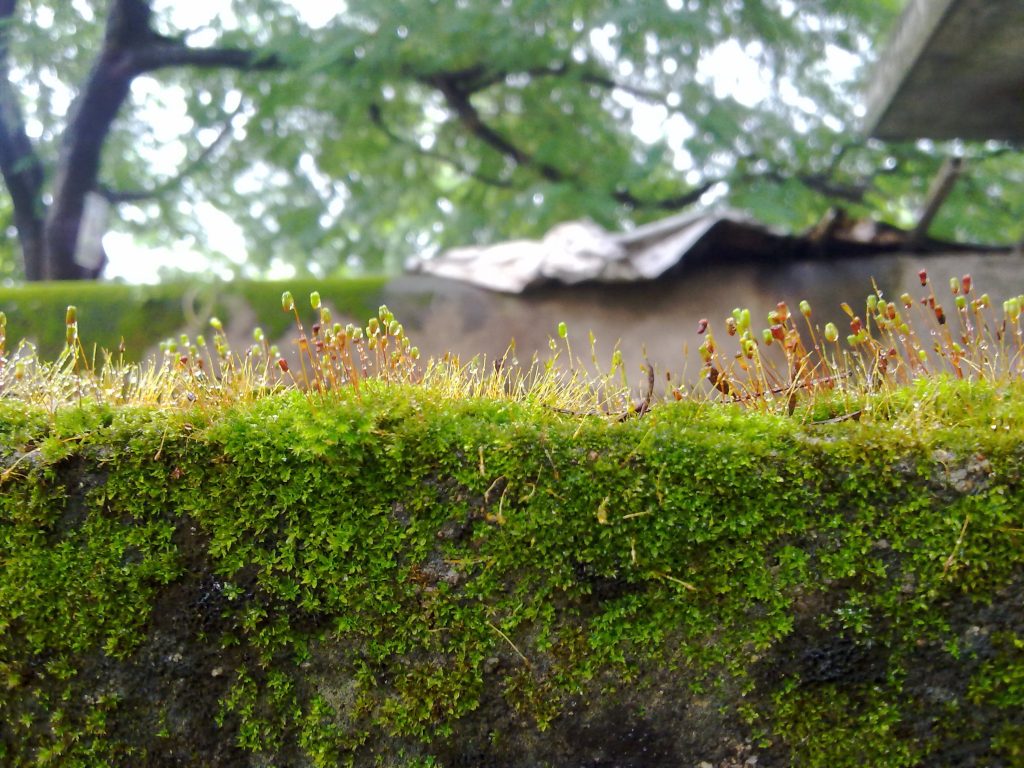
0;0;47;280
41;0;151;279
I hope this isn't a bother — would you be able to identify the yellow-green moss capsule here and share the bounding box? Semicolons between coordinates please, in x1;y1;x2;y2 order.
367;318;380;335
210;317;223;332
253;327;265;343
918;349;928;363
0;311;6;329
955;295;967;310
320;307;332;325
847;334;858;346
14;360;25;379
824;322;839;343
281;291;295;312
799;300;811;318
310;291;321;309
196;334;206;347
65;306;77;326
867;294;877;312
949;277;960;295
761;328;773;345
558;321;568;339
388;320;401;336
900;293;913;307
740;308;751;332
1005;297;1020;321
66;325;77;345
410;346;420;360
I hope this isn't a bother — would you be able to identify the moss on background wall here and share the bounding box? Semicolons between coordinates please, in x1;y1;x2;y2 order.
1;381;1023;766
0;278;388;360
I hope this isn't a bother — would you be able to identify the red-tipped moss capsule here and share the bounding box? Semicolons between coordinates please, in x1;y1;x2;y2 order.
887;302;897;320
310;291;321;309
799;300;811;318
935;306;946;324
281;291;295;312
824;322;839;343
776;301;789;323
696;318;708;335
961;274;972;294
770;324;785;342
558;321;568;339
210;317;223;332
725;317;738;336
900;293;912;307
65;306;77;326
277;358;289;372
850;316;862;334
949;277;959;295
918;269;928;286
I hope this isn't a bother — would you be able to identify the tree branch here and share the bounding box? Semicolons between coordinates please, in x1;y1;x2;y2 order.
425;69;714;214
424;71;565;185
130;42;283;75
367;102;513;189
98;99;243;204
611;181;718;211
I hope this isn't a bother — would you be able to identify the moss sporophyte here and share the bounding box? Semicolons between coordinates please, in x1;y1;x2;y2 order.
1;276;1024;766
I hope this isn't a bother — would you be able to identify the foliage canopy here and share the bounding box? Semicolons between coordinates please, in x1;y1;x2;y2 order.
0;0;1022;281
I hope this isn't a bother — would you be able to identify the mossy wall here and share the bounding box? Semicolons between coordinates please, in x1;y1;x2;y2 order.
0;278;389;360
2;382;1023;766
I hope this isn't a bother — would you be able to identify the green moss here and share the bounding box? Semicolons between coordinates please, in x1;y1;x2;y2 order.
2;382;1024;764
0;276;389;359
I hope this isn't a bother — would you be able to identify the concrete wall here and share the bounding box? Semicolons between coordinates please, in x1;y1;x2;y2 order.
375;250;1024;388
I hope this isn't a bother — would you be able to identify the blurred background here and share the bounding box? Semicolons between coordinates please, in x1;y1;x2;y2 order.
0;0;1022;379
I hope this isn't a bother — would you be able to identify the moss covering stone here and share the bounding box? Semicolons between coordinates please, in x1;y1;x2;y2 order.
1;379;1023;766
